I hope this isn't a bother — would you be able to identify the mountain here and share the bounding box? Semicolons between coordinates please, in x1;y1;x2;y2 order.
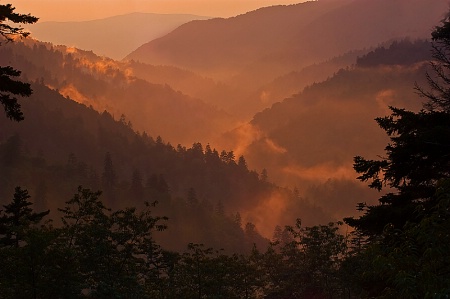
0;39;236;145
234;49;367;118
126;0;446;86
0;82;331;249
125;1;350;78
123;0;447;122
220;39;433;220
27;13;211;60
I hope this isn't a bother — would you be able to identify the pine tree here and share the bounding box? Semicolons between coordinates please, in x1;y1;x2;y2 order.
0;4;38;121
346;15;450;236
0;187;49;247
344;12;450;297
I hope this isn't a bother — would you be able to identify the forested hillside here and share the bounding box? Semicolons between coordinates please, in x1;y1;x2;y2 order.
127;0;446;85
224;39;433;220
1;1;450;297
0;81;331;250
0;40;236;145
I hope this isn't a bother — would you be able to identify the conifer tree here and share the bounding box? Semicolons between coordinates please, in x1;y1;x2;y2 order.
346;14;450;236
344;12;450;297
0;4;38;121
0;187;49;247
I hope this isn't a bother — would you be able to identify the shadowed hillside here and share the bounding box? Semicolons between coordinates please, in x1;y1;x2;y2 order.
0;81;333;249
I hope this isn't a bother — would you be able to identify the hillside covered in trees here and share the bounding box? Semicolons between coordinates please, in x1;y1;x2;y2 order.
1;1;450;298
0;80;331;250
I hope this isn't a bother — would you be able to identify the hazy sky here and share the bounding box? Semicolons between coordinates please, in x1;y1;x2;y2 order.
13;0;306;22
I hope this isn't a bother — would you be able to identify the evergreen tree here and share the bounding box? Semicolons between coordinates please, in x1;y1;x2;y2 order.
0;4;38;121
0;187;49;247
238;155;248;170
344;12;450;297
346;14;450;236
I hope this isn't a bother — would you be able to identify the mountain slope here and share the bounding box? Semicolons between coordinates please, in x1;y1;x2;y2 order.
220;39;433;219
126;0;446;84
125;1;351;78
28;13;210;60
0;82;331;247
0;39;235;145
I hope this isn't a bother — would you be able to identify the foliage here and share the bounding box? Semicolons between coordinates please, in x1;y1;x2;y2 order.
263;219;348;298
0;186;49;247
0;186;353;298
345;14;450;236
356;39;431;67
0;186;53;298
0;4;37;121
344;11;450;297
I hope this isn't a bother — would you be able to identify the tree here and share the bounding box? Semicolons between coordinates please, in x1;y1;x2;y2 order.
344;12;450;297
0;187;49;247
0;4;38;121
238;155;248;170
0;187;54;299
346;14;450;236
419;11;450;112
58;186;168;297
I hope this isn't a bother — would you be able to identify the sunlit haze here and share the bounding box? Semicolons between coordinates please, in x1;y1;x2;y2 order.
1;1;449;294
13;0;306;21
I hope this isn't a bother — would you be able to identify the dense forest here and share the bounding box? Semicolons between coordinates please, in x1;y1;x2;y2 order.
1;1;450;298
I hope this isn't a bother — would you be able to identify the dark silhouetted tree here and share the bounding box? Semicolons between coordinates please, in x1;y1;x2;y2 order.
0;4;38;121
0;187;49;248
344;12;450;297
346;12;450;237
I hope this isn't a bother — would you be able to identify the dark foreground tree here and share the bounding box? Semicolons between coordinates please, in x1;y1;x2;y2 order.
0;186;49;247
0;187;53;298
0;4;38;121
346;12;450;237
344;12;450;297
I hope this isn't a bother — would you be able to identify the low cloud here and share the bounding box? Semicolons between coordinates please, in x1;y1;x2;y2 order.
282;162;356;183
264;138;287;154
375;89;396;114
241;192;288;238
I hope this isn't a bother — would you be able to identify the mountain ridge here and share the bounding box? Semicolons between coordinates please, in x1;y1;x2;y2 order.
125;0;446;85
27;12;211;60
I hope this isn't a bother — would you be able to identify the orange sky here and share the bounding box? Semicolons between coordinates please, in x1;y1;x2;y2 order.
12;0;306;21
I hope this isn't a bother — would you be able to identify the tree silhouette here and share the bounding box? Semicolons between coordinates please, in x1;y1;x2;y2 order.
0;187;49;248
344;12;450;297
346;14;450;236
0;4;38;121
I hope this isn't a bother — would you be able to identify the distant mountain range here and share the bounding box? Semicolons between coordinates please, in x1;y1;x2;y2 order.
126;0;447;84
27;12;211;60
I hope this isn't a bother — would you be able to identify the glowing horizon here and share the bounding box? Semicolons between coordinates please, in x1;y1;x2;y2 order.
12;0;307;22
